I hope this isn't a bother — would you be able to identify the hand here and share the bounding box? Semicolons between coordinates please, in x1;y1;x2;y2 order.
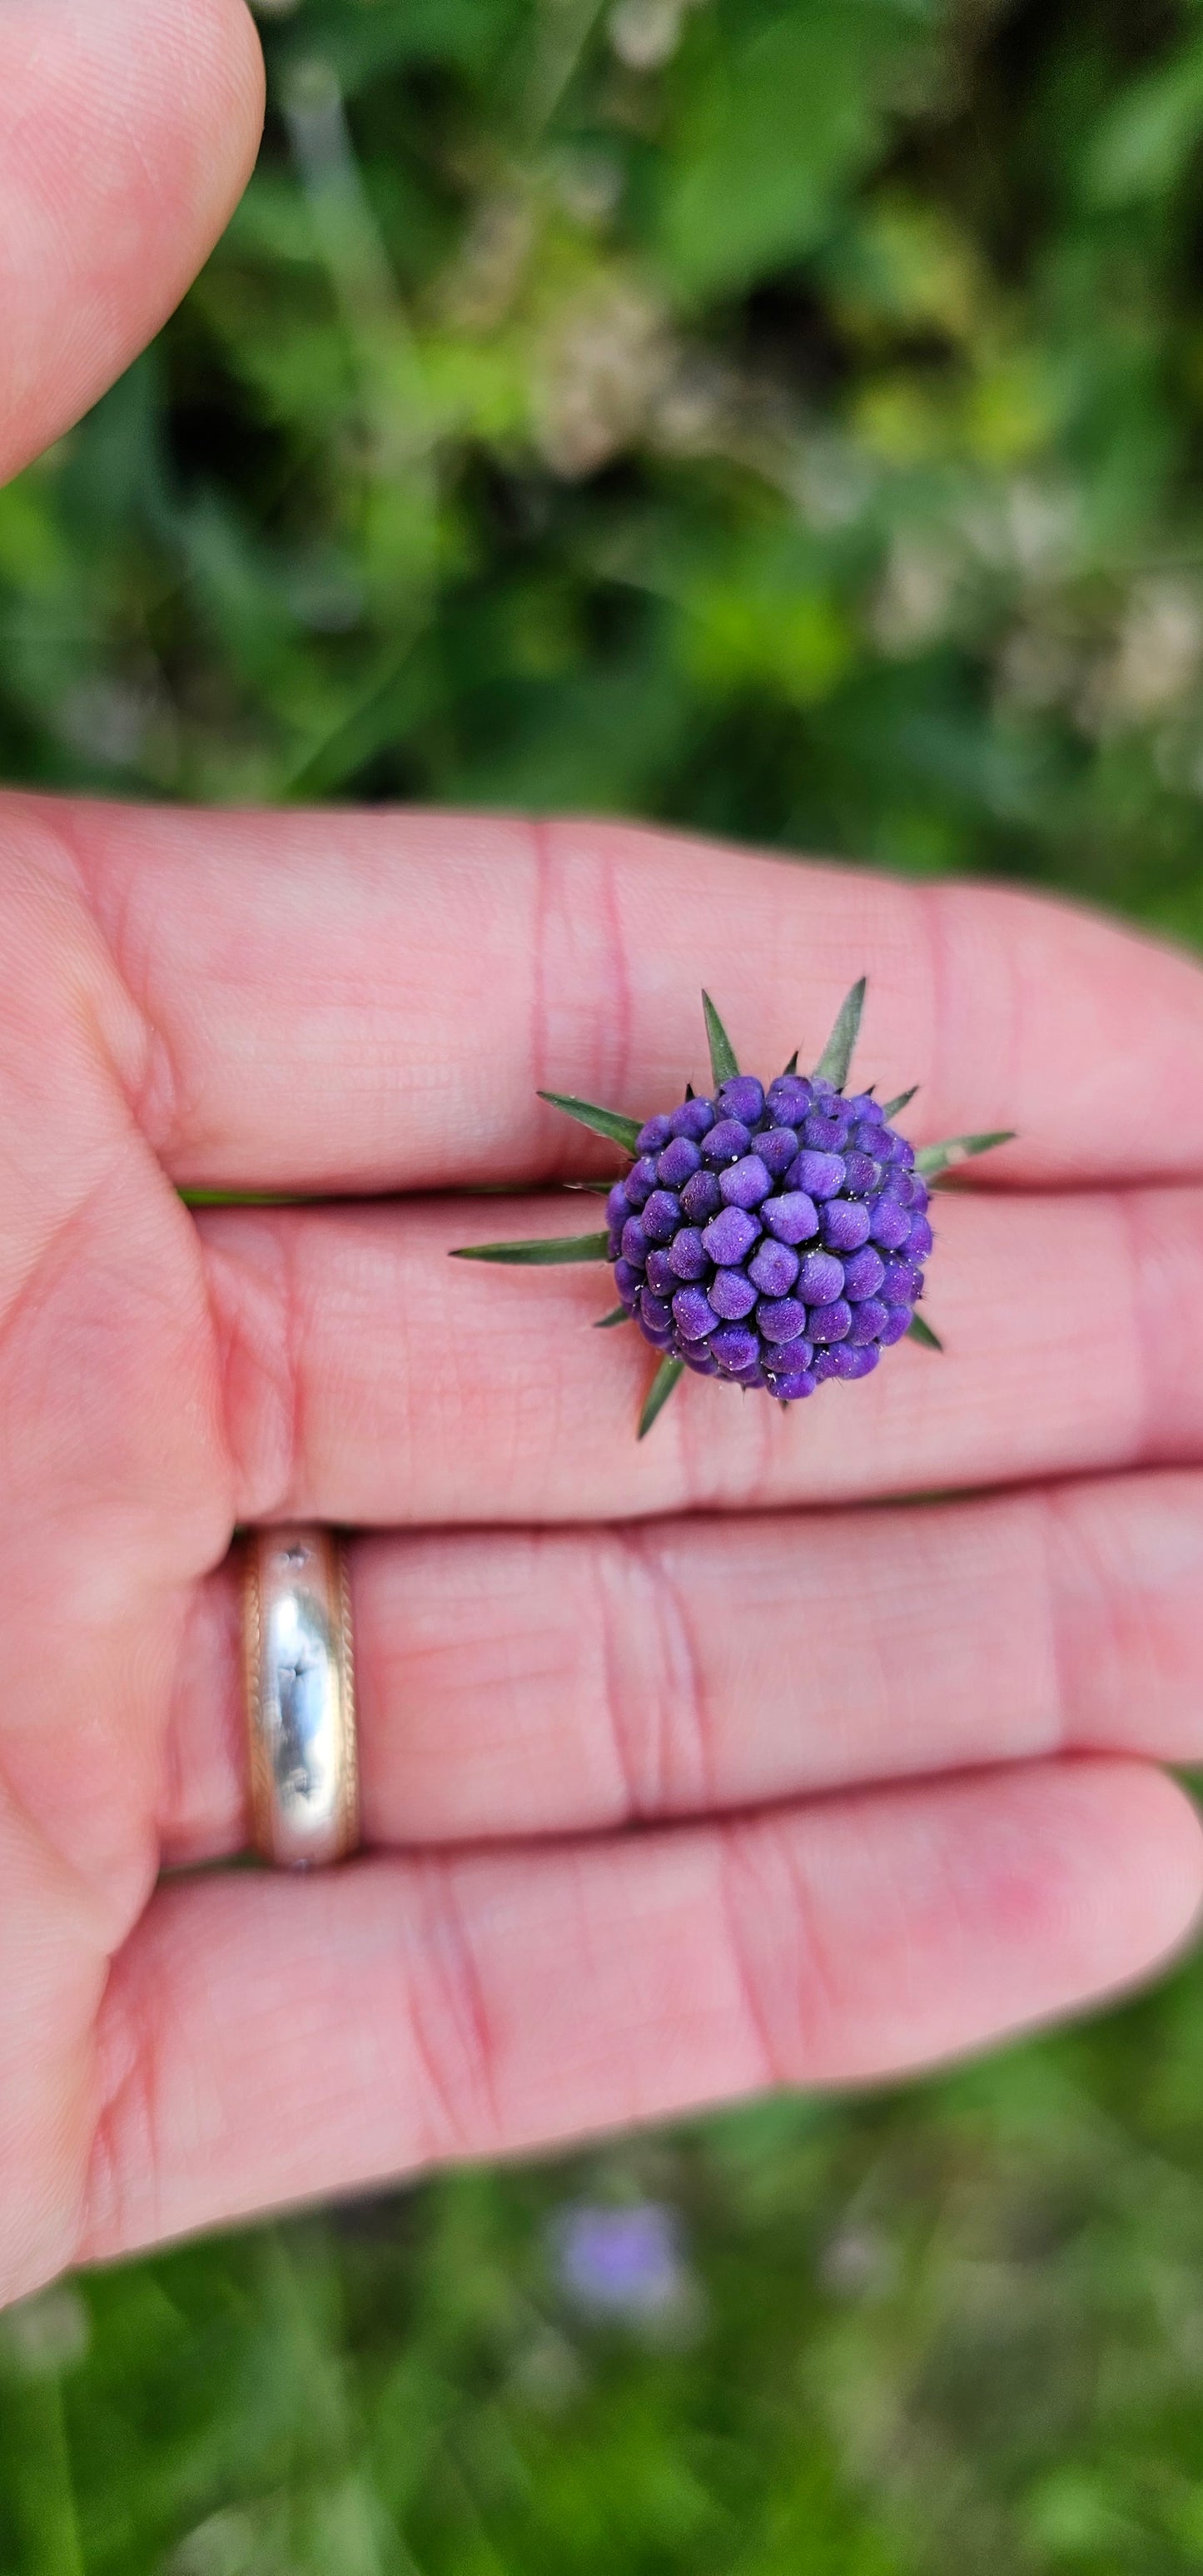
6;0;1203;2315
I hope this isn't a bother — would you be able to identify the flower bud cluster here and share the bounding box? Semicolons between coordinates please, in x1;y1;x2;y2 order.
605;1071;931;1400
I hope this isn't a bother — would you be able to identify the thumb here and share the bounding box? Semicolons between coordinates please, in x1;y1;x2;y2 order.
0;0;264;486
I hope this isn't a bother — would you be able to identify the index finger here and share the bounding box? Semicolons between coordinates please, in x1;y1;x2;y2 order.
28;792;1203;1191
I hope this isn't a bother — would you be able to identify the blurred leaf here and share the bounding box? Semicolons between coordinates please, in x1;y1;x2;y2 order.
659;2;921;301
880;1085;917;1118
1083;37;1203;205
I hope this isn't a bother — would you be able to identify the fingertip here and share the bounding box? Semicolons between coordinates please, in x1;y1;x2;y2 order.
1081;1757;1203;1983
0;0;266;483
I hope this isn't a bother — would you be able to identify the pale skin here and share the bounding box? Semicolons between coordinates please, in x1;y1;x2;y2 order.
4;0;1203;2317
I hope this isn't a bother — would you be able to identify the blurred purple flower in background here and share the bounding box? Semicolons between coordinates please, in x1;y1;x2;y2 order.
550;2201;690;2325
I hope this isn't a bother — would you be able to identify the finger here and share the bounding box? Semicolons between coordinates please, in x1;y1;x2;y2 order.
0;0;263;485
82;1760;1202;2265
161;1472;1203;1866
196;1184;1203;1527
36;793;1203;1190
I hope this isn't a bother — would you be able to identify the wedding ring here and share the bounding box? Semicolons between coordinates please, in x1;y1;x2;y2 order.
242;1525;360;1867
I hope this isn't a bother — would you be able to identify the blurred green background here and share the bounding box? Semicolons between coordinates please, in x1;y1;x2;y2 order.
5;0;1203;2564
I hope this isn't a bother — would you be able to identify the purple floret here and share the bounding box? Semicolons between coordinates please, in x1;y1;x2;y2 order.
702;1205;761;1266
869;1195;912;1251
642;1189;683;1243
658;1134;701;1187
797;1249;844;1304
668;1226;708;1280
763;1190;818;1245
669;1097;715;1141
790;1149;844;1201
717;1074;766;1126
710;1324;760;1373
719;1154;773;1210
673;1286;717;1340
758;1126;799;1178
821;1199;871;1252
702;1117;752;1167
758;1296;809;1344
624;1154;658;1211
611;1063;932;1402
808;1298;853;1345
708;1266;758;1320
636;1115;674;1154
680;1166;722;1223
748;1238;800;1296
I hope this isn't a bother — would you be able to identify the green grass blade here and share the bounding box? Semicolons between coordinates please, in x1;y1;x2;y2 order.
881;1084;918;1120
702;991;739;1084
638;1355;685;1437
907;1312;944;1350
538;1092;642;1153
915;1130;1016;1178
450;1231;610;1264
594;1304;632;1326
813;977;866;1090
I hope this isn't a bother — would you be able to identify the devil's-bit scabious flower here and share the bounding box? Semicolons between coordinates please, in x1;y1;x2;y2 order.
453;983;1013;1436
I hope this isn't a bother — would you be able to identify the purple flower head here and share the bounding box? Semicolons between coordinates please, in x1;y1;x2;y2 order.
597;992;954;1415
457;983;1009;1433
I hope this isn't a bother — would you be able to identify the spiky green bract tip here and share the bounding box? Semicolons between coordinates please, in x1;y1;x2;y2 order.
907;1312;943;1350
594;1304;632;1327
538;1092;642;1155
915;1130;1016;1179
813;978;866;1091
450;1231;610;1265
701;991;739;1086
638;1355;685;1438
880;1084;918;1121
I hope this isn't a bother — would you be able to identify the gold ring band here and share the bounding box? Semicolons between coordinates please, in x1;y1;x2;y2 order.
242;1526;360;1867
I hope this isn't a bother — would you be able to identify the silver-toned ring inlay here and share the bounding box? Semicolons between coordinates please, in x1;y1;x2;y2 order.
243;1525;360;1867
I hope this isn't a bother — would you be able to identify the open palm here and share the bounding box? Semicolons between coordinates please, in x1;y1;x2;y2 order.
6;0;1203;2316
